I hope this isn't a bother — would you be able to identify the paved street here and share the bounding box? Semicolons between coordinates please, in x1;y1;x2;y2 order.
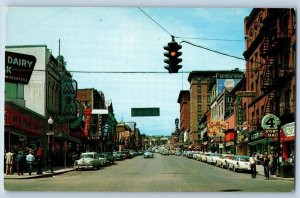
4;154;294;192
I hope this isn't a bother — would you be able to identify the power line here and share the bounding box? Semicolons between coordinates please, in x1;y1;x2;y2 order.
137;7;172;37
176;36;244;42
180;40;246;61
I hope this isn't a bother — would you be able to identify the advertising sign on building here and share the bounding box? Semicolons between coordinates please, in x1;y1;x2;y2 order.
5;51;37;84
281;122;295;137
208;119;226;136
61;79;77;120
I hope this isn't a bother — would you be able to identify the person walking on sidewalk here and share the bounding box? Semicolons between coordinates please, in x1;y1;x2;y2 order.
26;151;35;175
5;149;14;175
262;152;270;180
249;154;256;178
16;151;26;176
36;146;43;175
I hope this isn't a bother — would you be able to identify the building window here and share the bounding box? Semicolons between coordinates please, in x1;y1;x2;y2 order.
207;95;211;104
197;95;202;103
197;105;202;114
197;85;201;93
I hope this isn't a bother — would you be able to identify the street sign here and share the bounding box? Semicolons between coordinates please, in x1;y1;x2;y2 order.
261;114;281;130
5;51;37;84
131;108;160;117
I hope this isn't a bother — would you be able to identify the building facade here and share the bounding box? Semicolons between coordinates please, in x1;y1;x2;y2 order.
243;8;296;159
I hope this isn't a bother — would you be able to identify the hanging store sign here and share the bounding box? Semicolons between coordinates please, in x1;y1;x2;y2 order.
83;108;92;137
261;114;281;130
235;91;256;97
5;51;37;84
281;122;295;137
61;79;77;120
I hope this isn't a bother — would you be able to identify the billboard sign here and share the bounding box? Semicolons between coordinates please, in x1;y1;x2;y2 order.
5;51;37;84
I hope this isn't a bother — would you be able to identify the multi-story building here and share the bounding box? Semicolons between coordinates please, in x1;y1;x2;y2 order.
76;88;117;153
243;8;296;159
177;90;190;145
187;69;243;150
5;45;80;167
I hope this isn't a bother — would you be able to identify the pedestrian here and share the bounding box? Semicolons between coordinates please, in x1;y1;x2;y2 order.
36;146;43;175
5;149;14;175
270;152;278;175
16;151;25;175
249;154;256;178
262;152;270;180
26;151;35;175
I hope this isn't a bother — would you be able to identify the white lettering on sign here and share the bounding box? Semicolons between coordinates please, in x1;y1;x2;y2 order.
7;56;34;68
6;66;12;74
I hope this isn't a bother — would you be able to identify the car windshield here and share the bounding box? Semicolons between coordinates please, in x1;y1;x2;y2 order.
81;154;94;159
239;157;249;162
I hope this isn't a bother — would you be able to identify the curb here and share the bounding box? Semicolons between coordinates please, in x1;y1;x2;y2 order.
4;168;75;179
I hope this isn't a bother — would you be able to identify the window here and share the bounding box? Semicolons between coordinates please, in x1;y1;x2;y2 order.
197;95;202;103
197;85;201;93
207;95;211;104
197;105;202;113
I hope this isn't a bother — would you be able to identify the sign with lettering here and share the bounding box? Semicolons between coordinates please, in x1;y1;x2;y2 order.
263;129;278;138
61;79;77;120
236;91;256;97
5;51;37;84
281;122;295;137
261;114;281;130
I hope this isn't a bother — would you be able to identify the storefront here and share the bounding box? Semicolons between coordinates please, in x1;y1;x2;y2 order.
281;122;295;161
248;130;276;155
5;101;45;154
224;129;234;154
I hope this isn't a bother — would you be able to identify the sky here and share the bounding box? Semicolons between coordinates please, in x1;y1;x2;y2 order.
4;7;253;136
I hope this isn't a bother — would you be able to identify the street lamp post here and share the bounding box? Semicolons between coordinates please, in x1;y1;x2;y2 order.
47;117;54;173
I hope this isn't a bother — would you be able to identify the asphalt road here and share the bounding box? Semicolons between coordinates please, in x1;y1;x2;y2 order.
4;154;294;192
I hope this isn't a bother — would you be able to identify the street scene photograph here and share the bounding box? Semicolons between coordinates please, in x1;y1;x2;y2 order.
1;2;296;195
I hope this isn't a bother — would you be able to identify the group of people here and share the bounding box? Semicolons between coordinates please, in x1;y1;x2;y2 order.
249;152;279;180
5;148;40;176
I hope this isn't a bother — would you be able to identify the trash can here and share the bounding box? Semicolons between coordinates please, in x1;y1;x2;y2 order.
279;162;293;178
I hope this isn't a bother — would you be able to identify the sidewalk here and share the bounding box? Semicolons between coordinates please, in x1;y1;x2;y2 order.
255;164;294;181
3;167;75;179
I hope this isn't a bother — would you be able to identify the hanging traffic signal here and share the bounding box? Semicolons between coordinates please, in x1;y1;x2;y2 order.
164;36;182;73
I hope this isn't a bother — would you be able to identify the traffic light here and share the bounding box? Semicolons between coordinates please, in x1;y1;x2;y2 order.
164;36;182;73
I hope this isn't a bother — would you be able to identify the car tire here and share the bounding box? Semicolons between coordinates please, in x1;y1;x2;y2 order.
233;166;237;172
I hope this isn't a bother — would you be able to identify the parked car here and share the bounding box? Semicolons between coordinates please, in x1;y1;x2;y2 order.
216;154;234;168
186;151;194;159
144;151;154;158
193;152;201;160
113;151;123;161
74;152;105;170
228;155;251;172
175;150;182;156
206;153;222;165
100;152;115;164
201;153;211;162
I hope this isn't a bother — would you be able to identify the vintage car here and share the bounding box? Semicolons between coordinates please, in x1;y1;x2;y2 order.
113;151;123;160
144;151;154;158
206;153;222;165
100;152;115;164
74;152;106;170
216;154;234;168
228;155;251;172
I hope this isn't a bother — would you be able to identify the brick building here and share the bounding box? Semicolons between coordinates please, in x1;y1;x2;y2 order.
243;8;296;159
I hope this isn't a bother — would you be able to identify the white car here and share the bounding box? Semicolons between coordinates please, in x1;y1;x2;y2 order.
206;153;222;165
193;153;202;161
216;154;234;168
228;155;251;172
74;152;106;170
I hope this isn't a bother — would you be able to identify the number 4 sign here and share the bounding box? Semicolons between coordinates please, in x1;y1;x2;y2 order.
261;114;281;130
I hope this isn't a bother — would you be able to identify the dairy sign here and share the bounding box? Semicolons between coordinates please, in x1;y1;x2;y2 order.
5;51;37;84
